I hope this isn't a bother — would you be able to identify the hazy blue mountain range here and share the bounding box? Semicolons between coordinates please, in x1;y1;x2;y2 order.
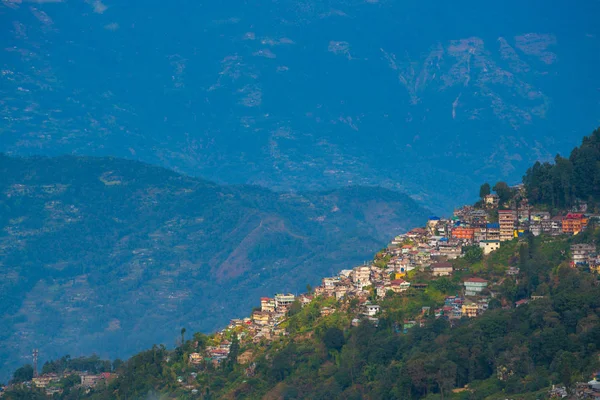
0;154;428;381
2;0;599;212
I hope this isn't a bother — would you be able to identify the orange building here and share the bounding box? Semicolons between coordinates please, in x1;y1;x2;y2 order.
451;227;475;240
562;213;588;234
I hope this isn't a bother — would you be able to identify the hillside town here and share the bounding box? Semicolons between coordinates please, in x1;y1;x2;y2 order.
4;184;600;399
185;185;600;376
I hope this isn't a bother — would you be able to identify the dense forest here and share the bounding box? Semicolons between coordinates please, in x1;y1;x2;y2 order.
524;128;600;211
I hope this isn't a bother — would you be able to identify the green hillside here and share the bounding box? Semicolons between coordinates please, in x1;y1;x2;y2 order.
0;154;428;382
69;234;598;400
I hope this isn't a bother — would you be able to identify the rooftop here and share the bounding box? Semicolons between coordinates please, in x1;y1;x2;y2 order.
465;277;488;283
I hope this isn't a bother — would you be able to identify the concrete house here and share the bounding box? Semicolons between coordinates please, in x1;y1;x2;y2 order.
431;262;453;276
274;293;295;311
464;277;488;296
571;243;596;266
260;297;276;313
484;194;499;207
390;279;411;293
363;304;381;316
498;210;517;241
479;240;500;255
461;303;479;318
352;266;372;288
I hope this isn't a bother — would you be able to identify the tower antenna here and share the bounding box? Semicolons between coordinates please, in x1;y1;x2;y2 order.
32;349;39;378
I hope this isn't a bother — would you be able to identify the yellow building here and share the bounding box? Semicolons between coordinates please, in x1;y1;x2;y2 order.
461;303;479;318
189;352;203;365
252;311;271;326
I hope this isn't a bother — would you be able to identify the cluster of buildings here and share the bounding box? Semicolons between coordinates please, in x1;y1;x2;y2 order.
417;193;597;262
571;243;600;272
189;341;232;367
187;294;299;369
183;187;599;374
575;373;600;399
4;371;118;397
314;266;412;302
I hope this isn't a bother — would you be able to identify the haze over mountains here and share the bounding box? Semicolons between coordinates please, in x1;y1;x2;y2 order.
1;0;600;385
2;0;599;211
0;154;428;381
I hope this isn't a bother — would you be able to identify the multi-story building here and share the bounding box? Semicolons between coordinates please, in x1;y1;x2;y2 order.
334;284;351;300
562;213;588;234
32;374;59;388
274;293;295;310
252;311;271;326
530;211;551;222
571;243;596;266
464;277;488;296
363;303;381;317
473;227;485;243
452;227;475;241
438;243;462;259
480;223;500;241
352;266;372;288
479;240;500;255
498;210;517;241
530;221;542;236
260;297;276;313
322;277;340;294
541;217;563;235
431;262;453;276
390;279;411;293
461;303;479;318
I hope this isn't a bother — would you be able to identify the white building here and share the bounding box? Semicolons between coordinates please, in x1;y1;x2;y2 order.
363;304;381;317
464;278;488;296
352;266;372;288
479;240;500;255
274;293;295;310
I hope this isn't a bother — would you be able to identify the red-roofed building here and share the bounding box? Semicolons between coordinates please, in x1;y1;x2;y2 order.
562;213;588;234
260;297;276;313
515;299;529;307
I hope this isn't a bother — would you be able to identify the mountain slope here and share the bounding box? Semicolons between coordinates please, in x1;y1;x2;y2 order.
0;154;428;381
1;0;599;211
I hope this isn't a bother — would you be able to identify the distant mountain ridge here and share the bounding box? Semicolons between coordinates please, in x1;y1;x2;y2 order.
1;0;599;212
0;153;428;381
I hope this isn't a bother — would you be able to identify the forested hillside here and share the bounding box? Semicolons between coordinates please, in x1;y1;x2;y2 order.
0;154;428;382
524;128;600;211
69;234;598;400
10;225;598;399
